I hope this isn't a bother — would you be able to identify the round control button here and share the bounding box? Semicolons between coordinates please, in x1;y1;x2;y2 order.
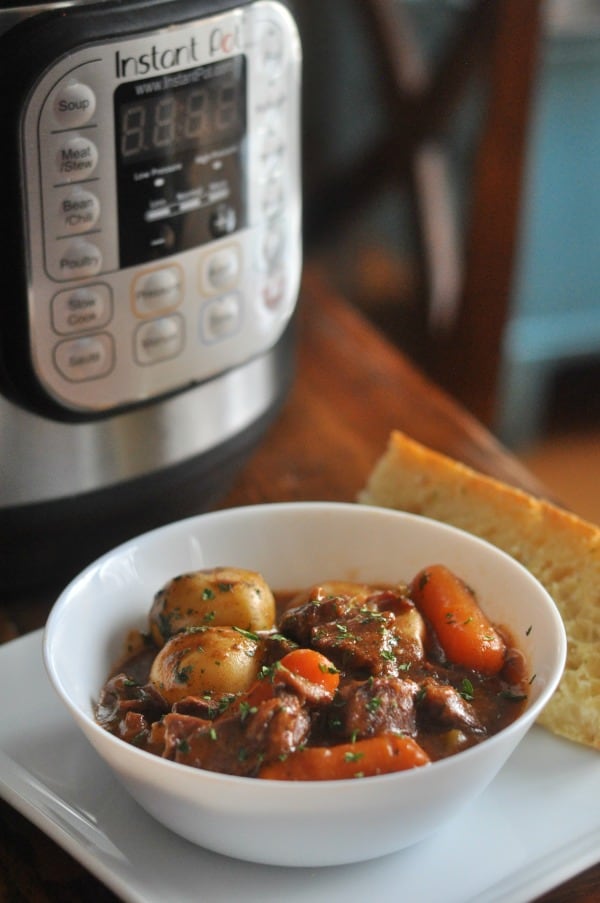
133;266;183;316
202;244;241;294
54;333;113;382
135;315;184;364
262;273;286;310
261;173;284;218
260;125;285;168
260;221;285;272
58;187;100;234
259;23;285;79
56;135;98;182
52;284;112;335
53;82;96;128
255;80;286;117
201;293;242;342
58;239;102;279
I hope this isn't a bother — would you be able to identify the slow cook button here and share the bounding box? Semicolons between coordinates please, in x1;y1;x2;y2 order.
58;239;102;278
51;284;112;335
56;135;98;182
135;315;184;364
53;82;96;129
133;266;183;316
53;333;114;382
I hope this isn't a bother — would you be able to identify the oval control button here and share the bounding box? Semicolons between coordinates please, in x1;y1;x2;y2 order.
201;292;242;342
135;315;184;364
58;239;102;278
56;135;98;182
53;82;96;128
201;244;241;294
133;266;183;316
58;187;100;234
54;333;114;382
52;284;112;335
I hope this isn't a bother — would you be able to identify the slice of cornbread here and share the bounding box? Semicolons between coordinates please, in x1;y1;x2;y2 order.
358;430;599;750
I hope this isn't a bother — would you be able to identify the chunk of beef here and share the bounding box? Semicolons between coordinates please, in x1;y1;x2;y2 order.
278;595;357;647
331;677;419;740
95;674;169;734
310;611;399;677
417;678;483;733
163;691;311;777
258;631;299;665
172;694;235;719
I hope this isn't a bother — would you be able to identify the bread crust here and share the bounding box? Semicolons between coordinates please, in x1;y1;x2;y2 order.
359;430;599;750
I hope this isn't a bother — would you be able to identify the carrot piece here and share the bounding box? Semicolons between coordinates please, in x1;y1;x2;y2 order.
258;734;430;781
410;564;506;675
231;648;340;715
277;648;340;694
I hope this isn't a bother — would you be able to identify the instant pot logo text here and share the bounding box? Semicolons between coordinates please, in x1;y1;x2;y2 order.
115;37;200;78
115;25;243;78
209;24;243;56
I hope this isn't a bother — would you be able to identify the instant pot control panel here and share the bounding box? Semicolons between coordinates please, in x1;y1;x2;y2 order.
18;1;301;414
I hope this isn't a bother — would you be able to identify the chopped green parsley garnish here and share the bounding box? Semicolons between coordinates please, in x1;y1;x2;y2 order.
460;678;475;701
233;626;260;642
344;751;364;763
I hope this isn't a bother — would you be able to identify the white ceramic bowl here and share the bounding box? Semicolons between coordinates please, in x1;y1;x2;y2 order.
44;502;566;867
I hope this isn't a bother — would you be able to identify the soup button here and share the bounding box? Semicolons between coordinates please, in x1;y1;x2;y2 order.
53;82;96;128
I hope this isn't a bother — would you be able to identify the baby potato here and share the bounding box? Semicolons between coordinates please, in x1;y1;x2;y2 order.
149;626;264;705
392;606;427;662
149;567;276;646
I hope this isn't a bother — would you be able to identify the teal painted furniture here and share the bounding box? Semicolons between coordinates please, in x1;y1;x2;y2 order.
496;29;600;447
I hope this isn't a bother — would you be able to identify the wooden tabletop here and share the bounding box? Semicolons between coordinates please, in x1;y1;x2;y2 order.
1;264;597;901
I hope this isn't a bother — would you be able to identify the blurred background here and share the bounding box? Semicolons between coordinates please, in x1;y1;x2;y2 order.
293;0;600;523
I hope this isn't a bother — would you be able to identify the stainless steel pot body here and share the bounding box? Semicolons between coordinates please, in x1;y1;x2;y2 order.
0;0;301;598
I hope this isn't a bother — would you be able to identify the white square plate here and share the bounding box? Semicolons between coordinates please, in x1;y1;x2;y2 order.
1;630;599;903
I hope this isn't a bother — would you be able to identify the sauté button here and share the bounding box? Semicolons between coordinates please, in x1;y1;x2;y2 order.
54;333;113;381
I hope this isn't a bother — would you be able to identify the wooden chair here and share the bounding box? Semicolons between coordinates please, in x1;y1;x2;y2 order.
304;0;544;430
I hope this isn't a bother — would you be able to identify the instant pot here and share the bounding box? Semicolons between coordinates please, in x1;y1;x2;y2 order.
0;0;302;600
